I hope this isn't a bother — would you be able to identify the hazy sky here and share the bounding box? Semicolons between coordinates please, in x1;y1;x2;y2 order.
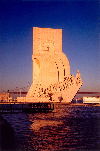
0;0;99;93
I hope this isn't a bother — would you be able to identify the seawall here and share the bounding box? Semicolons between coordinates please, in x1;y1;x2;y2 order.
0;114;15;150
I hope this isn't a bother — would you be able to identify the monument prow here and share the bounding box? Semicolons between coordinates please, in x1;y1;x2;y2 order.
17;27;83;103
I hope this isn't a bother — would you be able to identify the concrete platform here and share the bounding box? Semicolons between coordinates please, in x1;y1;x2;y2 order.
0;102;54;113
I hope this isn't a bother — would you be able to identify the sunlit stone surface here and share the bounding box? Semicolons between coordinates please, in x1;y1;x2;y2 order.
17;27;83;102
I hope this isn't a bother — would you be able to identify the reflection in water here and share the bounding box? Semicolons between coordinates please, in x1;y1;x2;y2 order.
31;120;63;131
2;104;100;150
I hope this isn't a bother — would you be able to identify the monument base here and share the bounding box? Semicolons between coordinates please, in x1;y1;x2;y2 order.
17;80;83;103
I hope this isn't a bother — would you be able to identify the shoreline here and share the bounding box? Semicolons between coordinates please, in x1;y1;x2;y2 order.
0;102;100;107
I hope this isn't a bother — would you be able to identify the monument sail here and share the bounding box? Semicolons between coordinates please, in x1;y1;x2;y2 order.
17;27;83;103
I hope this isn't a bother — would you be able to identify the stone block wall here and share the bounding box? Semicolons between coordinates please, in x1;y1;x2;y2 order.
27;27;70;97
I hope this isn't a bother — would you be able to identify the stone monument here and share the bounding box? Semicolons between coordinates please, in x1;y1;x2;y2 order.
17;27;83;103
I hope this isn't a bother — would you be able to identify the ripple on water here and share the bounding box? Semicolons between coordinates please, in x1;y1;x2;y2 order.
2;104;100;150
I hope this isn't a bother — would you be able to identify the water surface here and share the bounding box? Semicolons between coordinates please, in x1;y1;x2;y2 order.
2;104;100;150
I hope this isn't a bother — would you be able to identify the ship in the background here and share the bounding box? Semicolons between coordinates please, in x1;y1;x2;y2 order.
17;27;83;103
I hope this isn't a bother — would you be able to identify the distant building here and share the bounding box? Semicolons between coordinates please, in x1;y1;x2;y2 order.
0;93;9;102
0;93;12;102
83;96;100;104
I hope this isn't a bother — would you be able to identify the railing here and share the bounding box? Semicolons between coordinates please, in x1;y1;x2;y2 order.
0;103;54;113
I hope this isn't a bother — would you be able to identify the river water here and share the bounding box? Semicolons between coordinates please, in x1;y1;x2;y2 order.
2;104;100;150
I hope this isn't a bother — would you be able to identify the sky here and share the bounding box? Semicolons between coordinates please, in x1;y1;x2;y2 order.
0;0;100;95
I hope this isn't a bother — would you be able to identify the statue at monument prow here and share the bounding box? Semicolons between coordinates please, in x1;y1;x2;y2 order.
17;27;83;103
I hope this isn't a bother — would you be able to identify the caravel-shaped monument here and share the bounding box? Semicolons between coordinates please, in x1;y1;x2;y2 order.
17;27;83;103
